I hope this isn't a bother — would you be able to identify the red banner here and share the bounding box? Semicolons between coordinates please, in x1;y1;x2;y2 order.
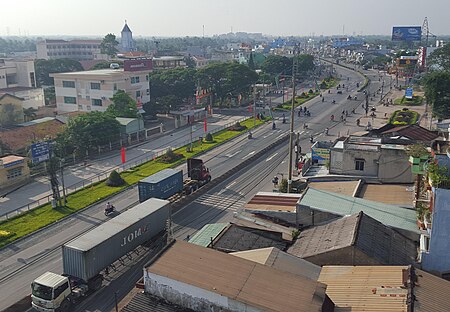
121;147;126;164
204;117;207;132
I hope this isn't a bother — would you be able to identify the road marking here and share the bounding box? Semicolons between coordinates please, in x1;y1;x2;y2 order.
225;150;241;158
218;181;237;195
276;133;285;139
266;152;278;162
263;132;274;138
281;160;286;164
242;151;255;159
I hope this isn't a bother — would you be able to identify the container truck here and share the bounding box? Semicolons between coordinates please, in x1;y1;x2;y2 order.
138;158;211;202
31;198;170;312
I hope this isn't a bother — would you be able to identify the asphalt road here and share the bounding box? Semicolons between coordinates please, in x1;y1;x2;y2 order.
0;64;385;312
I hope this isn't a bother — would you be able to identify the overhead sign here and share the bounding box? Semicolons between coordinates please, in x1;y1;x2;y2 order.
31;141;50;164
124;59;153;72
405;88;413;99
392;26;422;41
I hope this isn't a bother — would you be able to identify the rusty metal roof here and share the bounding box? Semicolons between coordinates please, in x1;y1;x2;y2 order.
146;240;328;312
308;180;360;196
245;191;301;212
121;292;194;312
414;269;450;312
359;184;414;207
380;124;439;142
319;266;409;312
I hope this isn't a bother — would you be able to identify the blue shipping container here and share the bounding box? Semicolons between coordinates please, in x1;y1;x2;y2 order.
138;169;183;202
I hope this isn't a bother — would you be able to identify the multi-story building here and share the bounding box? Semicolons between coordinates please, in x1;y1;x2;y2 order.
51;59;152;113
36;39;103;60
0;58;36;89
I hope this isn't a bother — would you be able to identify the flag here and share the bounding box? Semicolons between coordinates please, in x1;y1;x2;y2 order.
204;117;207;132
121;147;126;164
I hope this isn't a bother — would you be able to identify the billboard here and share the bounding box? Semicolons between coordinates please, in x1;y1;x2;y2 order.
405;88;413;99
392;26;422;41
124;59;153;72
31;141;50;164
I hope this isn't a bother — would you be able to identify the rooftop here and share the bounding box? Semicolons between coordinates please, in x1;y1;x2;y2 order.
188;223;228;247
308;180;360;197
299;188;419;235
231;247;322;281
18;117;55;127
121;292;193;312
359;184;414;207
288;212;417;265
34;272;67;289
146;240;329;312
50;68;127;77
379;124;440;142
414;268;450;312
244;191;301;212
0;155;25;165
116;117;138;126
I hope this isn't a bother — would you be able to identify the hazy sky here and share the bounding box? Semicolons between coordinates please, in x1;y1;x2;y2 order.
1;0;449;37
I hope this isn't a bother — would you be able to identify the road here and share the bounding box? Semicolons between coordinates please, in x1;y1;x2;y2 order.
0;64;384;311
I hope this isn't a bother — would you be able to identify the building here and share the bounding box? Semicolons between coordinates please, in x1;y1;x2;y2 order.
120;22;135;52
144;240;334;312
369;124;440;145
329;136;414;183
189;223;289;252
121;292;194;312
297;187;420;241
0;155;30;191
0;87;45;109
191;56;209;68
152;56;185;70
287;212;417;266
36;39;103;60
51;59;152;113
319;265;450;312
0;93;24;126
0;58;36;89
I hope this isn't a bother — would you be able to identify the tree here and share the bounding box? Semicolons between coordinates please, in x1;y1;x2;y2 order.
423;71;450;119
184;56;196;68
428;42;450;71
100;33;119;57
106;90;138;118
295;54;315;72
23;107;37;122
260;55;291;75
248;52;255;70
106;170;125;187
35;59;84;86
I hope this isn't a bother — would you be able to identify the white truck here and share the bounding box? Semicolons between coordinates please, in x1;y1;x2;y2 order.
31;198;169;312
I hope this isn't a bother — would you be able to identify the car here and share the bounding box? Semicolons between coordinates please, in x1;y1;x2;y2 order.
337;90;343;94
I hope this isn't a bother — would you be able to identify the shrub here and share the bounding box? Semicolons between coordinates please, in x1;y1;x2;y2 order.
230;121;247;131
308;89;314;94
106;170;125;187
405;144;429;158
0;230;15;243
205;132;213;142
159;148;183;163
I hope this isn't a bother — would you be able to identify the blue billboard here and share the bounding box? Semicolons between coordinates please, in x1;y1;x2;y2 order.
31;141;50;164
405;88;413;99
392;26;422;41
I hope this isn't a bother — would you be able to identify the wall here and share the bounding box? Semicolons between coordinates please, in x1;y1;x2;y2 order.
378;148;413;183
0;95;24;125
14;88;45;109
0;160;30;191
303;246;381;266
296;205;341;227
244;209;297;227
144;271;264;312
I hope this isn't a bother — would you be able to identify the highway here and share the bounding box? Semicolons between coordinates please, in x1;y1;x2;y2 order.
0;64;385;311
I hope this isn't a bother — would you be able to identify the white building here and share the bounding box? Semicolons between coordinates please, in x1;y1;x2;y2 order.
51;59;152;113
0;58;36;89
36;39;103;60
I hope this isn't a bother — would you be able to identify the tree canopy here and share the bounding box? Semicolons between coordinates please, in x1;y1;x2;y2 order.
35;59;84;86
260;55;292;75
106;90;138;118
423;71;450;119
428;43;450;71
100;33;119;57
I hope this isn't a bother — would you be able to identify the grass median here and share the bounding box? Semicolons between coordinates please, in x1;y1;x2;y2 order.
0;117;266;248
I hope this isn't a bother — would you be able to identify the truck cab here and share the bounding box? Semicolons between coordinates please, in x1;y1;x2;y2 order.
31;272;71;312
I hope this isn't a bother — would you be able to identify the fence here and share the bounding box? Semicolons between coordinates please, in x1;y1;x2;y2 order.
0;117;249;221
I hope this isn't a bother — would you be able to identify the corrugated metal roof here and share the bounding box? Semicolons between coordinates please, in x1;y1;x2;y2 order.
231;247;322;280
359;184;414;207
245;191;301;212
140;169;181;184
65;198;169;251
308;181;359;196
300;188;419;234
380;124;439;142
318;266;409;312
116;117;137;126
288;212;417;265
188;223;228;247
146;241;328;312
17;117;55;127
121;292;193;312
415;269;450;312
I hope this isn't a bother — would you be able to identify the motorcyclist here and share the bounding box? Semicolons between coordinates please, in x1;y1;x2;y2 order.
330;114;334;121
322;97;325;102
309;135;314;143
248;131;252;139
325;128;329;135
106;202;112;209
332;99;336;104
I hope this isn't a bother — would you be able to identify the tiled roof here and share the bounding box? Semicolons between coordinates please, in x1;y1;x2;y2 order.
299;188;419;234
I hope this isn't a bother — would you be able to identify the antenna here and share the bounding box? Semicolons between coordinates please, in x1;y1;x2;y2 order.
203;25;205;38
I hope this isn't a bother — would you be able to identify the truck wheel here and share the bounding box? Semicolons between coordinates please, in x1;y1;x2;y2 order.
88;276;103;291
206;175;211;183
192;184;198;192
59;299;71;312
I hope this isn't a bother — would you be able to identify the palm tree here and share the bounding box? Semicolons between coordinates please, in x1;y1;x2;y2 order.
23;107;37;122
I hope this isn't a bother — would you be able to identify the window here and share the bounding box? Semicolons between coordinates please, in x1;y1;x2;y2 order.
136;90;141;98
90;82;101;90
53;283;69;299
64;96;77;104
355;159;365;171
62;81;75;88
92;99;102;106
130;76;140;84
30;72;36;88
113;83;117;91
7;167;22;180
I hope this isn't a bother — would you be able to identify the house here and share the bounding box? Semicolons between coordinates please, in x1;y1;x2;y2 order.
0;155;30;191
189;223;289;252
0;87;45;109
0;93;24;126
297;187;420;241
144;240;334;312
329;136;414;183
370;124;440;144
319;265;450;312
287;212;417;266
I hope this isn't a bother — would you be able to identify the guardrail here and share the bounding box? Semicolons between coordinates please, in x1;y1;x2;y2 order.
0;116;250;221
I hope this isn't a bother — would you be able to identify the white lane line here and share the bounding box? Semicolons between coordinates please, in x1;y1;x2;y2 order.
218;181;237;195
225;150;241;158
242;151;256;159
276;133;285;139
266;152;278;162
263;132;274;138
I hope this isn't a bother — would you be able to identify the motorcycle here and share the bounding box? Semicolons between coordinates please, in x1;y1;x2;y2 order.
248;131;253;139
104;205;115;216
330;115;335;121
347;95;352;100
332;100;336;104
322;97;325;102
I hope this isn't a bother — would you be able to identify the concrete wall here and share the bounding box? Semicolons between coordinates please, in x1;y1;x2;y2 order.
0;160;30;191
144;271;264;312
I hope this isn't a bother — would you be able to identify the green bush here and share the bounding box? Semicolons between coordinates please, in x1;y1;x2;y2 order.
106;170;125;187
205;132;213;142
230;121;247;131
388;110;419;125
160;148;183;163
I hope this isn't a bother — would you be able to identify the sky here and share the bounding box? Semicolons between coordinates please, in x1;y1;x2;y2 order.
1;0;450;38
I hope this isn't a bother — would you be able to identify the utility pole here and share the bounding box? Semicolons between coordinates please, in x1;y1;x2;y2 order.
60;158;67;205
253;84;256;127
287;48;298;193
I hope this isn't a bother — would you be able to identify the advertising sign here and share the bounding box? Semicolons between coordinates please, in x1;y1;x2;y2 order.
405;88;413;99
124;59;153;72
392;26;422;41
311;147;330;164
31;141;50;164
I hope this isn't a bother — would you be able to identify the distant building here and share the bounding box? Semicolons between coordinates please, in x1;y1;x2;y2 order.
51;59;152;113
0;93;24;126
0;155;30;191
36;39;104;61
0;58;36;89
0;87;45;109
152;56;185;69
120;22;135;52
